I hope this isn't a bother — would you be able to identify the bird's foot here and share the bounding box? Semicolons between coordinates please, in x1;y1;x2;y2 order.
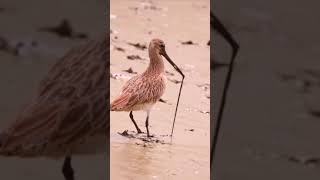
136;129;143;134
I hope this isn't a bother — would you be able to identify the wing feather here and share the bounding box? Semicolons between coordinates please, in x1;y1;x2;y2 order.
110;74;166;111
0;38;109;157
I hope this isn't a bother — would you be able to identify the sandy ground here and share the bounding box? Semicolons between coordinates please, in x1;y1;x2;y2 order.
110;0;210;180
212;0;320;179
0;0;107;179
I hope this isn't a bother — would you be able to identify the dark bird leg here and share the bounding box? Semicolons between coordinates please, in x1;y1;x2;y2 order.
210;12;240;167
145;111;150;137
62;156;74;180
129;111;142;133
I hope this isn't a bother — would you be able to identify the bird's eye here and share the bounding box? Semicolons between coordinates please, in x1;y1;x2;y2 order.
160;44;165;48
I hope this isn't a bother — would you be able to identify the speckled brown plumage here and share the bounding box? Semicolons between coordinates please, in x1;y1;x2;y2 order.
111;39;172;137
111;73;166;112
0;38;109;158
111;39;167;112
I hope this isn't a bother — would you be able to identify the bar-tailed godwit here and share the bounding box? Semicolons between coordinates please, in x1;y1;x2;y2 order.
111;38;184;137
0;38;109;180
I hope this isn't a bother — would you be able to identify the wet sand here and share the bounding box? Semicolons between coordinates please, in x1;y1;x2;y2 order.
110;0;210;179
213;0;320;179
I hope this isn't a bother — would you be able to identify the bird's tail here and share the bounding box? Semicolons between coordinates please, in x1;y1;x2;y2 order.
0;131;11;155
110;93;130;111
0;131;7;147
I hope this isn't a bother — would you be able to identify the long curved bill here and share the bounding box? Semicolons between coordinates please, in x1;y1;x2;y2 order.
161;50;185;136
210;12;239;168
162;51;184;78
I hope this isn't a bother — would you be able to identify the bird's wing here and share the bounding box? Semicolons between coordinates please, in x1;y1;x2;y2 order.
111;74;165;111
0;38;109;157
110;75;139;111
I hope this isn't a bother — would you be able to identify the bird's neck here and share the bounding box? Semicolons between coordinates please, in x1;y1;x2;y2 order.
145;48;164;75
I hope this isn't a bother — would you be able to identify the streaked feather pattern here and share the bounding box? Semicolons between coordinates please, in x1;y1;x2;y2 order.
0;38;109;158
111;39;168;113
111;73;166;111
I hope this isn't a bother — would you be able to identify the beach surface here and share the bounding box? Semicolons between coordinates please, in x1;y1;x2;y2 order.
213;0;320;179
110;0;210;179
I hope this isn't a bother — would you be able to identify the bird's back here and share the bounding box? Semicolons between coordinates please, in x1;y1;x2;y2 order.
0;38;109;158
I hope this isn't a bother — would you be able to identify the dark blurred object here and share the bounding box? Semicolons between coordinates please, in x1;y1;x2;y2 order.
181;40;197;45
212;60;229;71
286;155;320;168
127;55;144;60
114;46;125;52
0;37;19;56
210;11;239;169
38;19;88;39
123;67;137;74
127;42;147;50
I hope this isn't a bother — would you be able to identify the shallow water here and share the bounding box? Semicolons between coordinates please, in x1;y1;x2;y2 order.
110;0;210;179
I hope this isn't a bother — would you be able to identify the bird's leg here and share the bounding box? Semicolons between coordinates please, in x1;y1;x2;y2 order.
145;111;151;137
129;111;142;133
62;156;74;180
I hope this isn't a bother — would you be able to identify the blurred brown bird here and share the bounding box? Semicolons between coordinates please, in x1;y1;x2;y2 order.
0;37;109;180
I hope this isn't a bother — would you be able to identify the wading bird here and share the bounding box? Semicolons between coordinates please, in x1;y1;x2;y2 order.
111;38;184;137
0;38;109;180
211;12;239;167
